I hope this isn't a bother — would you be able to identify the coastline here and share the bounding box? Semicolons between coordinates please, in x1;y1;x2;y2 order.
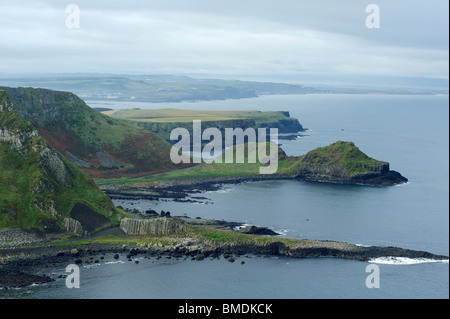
1;215;448;289
0;168;414;291
98;171;408;202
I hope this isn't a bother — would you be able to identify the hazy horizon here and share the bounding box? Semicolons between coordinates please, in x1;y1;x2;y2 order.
1;1;448;86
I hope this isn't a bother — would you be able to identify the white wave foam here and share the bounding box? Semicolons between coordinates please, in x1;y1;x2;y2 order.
205;187;233;194
369;256;449;265
395;181;410;187
275;229;289;236
234;223;251;231
83;260;125;269
105;260;125;265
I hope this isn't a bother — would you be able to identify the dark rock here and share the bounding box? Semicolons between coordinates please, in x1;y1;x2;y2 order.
238;225;279;236
145;209;158;216
0;270;54;288
69;203;110;233
160;210;172;218
42;219;63;234
7;208;15;219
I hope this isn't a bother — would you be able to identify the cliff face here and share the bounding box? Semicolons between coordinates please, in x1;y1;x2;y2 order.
111;110;304;145
261;117;304;133
120;218;185;235
0;90;119;234
0;128;39;153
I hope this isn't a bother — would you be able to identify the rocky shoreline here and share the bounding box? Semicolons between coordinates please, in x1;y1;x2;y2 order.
1;223;448;289
0;171;421;292
100;175;280;201
99;171;407;202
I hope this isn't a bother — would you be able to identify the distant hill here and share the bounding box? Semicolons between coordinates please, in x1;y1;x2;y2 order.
0;75;322;103
0;74;446;104
0;91;121;235
0;87;189;179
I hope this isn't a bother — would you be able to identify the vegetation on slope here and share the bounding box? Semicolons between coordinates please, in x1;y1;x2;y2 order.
280;141;387;176
0;87;189;178
0;91;120;231
97;141;397;186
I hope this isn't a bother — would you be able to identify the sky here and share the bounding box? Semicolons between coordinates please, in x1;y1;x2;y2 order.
0;0;448;83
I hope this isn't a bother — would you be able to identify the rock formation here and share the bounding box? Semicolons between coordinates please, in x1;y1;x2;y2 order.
120;218;185;235
0;90;119;235
284;141;408;186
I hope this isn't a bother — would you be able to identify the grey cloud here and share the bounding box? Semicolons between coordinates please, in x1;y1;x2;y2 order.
0;0;448;80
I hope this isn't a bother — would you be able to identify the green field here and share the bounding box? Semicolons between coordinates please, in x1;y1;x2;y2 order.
107;109;294;124
105;108;304;143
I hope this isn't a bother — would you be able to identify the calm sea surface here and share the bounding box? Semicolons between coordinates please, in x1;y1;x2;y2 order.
4;94;449;299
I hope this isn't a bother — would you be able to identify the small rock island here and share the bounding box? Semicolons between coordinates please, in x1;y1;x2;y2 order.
281;141;408;186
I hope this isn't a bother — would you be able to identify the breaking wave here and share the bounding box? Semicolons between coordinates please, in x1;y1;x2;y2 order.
369;256;449;265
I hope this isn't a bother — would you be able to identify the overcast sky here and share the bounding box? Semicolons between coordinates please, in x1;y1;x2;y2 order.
0;0;448;82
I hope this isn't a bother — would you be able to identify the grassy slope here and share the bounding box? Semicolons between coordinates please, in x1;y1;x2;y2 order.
0;87;187;179
280;141;385;175
97;142;285;185
97;141;384;185
0;91;120;230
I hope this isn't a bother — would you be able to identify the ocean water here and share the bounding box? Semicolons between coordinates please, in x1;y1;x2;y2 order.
3;94;449;299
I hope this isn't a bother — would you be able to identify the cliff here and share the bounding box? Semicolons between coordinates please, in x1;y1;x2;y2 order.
0;86;189;179
106;109;304;145
120;217;185;235
0;91;120;235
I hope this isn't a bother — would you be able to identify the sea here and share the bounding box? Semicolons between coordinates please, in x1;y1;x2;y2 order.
2;94;448;299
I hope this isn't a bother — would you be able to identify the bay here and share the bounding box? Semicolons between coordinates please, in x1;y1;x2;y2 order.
5;94;448;299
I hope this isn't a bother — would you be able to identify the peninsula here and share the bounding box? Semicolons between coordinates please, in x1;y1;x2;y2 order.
103;108;304;144
99;140;409;202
